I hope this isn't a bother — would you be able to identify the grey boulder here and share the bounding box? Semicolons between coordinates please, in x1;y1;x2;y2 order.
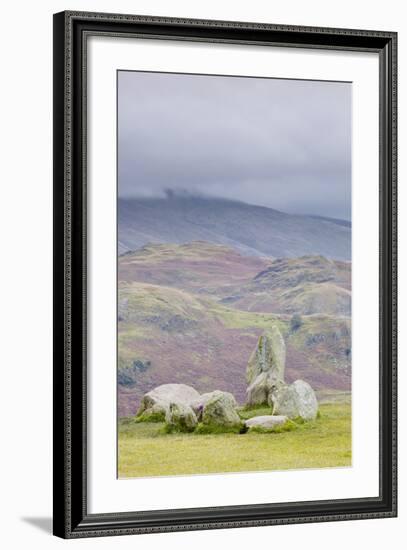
271;380;318;421
136;383;200;419
165;402;198;432
202;391;242;428
191;390;237;421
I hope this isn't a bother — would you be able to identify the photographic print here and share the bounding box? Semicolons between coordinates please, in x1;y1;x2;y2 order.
117;70;352;479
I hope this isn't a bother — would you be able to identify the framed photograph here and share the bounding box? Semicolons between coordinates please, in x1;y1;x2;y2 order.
53;11;397;538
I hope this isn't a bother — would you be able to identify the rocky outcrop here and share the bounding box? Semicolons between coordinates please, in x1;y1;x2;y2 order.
271;380;318;421
245;415;289;432
191;390;237;421
201;391;242;429
136;383;200;420
165;402;198;432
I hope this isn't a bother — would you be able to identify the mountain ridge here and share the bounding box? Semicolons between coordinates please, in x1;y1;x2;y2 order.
118;196;351;260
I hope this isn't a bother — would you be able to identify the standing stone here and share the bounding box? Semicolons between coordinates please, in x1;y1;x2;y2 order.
165;402;198;432
246;326;286;385
246;326;286;406
271;380;318;421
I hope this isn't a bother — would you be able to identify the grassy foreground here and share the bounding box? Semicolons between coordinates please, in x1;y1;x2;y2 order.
118;402;351;478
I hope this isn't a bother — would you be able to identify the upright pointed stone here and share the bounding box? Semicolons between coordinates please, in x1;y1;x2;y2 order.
246;326;286;407
246;326;286;385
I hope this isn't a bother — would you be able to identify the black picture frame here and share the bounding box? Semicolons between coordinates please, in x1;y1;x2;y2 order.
53;10;397;539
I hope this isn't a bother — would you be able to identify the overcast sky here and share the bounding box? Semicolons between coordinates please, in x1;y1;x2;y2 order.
118;70;351;220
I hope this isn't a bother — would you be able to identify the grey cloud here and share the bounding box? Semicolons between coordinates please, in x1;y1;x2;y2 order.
118;71;351;220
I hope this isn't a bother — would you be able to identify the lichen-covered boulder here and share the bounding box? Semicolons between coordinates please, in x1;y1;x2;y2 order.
165;402;198;433
191;390;237;421
136;383;200;420
245;415;289;432
246;326;286;386
201;391;241;428
271;380;318;421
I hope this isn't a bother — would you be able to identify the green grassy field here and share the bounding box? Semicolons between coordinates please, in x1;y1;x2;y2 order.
118;401;351;478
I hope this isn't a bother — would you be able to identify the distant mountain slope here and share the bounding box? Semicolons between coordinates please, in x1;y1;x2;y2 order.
119;242;268;294
234;255;351;316
308;215;352;228
118;196;351;260
119;243;351;316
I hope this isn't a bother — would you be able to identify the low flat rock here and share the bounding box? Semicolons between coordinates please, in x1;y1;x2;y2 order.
245;415;288;430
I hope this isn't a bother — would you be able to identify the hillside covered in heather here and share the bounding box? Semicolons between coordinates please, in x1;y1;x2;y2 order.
118;241;351;417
